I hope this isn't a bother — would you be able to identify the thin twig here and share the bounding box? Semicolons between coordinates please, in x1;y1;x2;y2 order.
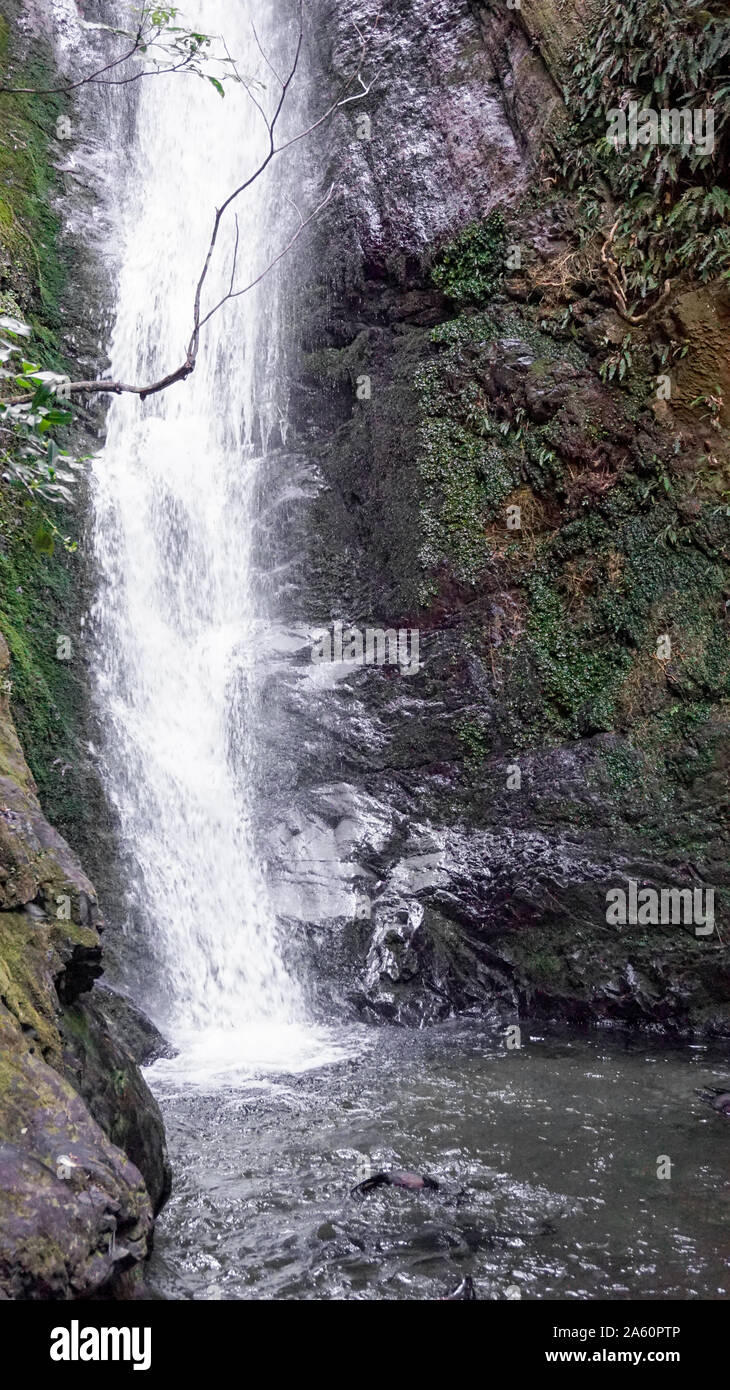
197;183;335;333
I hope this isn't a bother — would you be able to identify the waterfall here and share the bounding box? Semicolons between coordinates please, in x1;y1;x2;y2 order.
88;1;336;1082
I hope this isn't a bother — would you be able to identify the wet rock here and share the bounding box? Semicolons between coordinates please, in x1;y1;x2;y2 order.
60;990;173;1213
0;627;166;1293
471;0;577;154
86;985;175;1069
316;0;526;270
442;1274;477;1300
263;714;728;1034
262;0;730;1041
351;1169;439;1196
695;1087;730;1117
0;1011;152;1300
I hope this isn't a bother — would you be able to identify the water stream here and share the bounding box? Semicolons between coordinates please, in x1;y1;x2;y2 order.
146;1023;730;1301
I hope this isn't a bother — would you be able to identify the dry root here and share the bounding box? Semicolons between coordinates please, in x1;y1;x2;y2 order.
600;219;672;324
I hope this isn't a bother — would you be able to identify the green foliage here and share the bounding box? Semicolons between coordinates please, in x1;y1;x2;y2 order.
560;0;730;307
455;716;489;767
431;210;506;303
600;742;646;793
415;311;585;589
502;478;730;749
0;18;83;835
415;312;518;586
599;332;633;383
0;479;83;834
70;5;259;96
524;573;634;737
690;385;724;429
85;5;216;81
0;28;82;547
0;315;83;551
0;51;66;325
570;0;728;157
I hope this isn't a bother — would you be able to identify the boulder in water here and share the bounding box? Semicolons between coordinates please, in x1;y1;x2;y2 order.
696;1087;730;1117
351;1169;439;1196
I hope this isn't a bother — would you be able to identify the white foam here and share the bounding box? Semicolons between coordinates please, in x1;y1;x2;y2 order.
147;1022;364;1094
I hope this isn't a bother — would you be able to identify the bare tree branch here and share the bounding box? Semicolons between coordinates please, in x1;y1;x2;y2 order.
196;183;335;334
251;18;285;89
4;6;381;408
221;37;269;133
0;7;210;96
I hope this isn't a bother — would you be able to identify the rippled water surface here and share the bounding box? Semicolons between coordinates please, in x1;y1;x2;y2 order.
146;1024;730;1300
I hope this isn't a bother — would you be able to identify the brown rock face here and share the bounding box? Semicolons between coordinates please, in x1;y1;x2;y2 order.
0;1014;152;1300
0;632;166;1297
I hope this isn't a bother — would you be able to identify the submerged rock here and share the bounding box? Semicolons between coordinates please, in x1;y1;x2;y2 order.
695;1087;730;1118
351;1169;440;1196
442;1275;477;1301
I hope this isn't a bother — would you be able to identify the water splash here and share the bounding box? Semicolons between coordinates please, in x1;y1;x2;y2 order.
89;1;332;1079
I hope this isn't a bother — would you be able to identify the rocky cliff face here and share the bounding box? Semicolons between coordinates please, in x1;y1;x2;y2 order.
258;0;730;1035
0;632;170;1297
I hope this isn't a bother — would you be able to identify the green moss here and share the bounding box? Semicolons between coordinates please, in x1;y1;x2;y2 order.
415;310;588;591
0;486;83;834
601;743;646;794
523;574;633;738
415;202;730;804
431;210;506;304
0;17;82;836
416;313;511;586
60;1002;91;1045
525;948;564;982
0;35;68;332
455;716;489;767
418;408;515;584
0;912;60;1059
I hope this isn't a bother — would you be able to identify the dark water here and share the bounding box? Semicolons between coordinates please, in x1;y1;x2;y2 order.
145;1022;729;1301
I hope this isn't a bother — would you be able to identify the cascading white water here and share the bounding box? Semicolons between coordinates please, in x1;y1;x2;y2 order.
89;1;338;1082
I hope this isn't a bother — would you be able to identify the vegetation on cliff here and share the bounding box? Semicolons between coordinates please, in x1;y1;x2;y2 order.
321;0;730;1024
417;0;730;798
0;8;86;838
560;0;730;309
